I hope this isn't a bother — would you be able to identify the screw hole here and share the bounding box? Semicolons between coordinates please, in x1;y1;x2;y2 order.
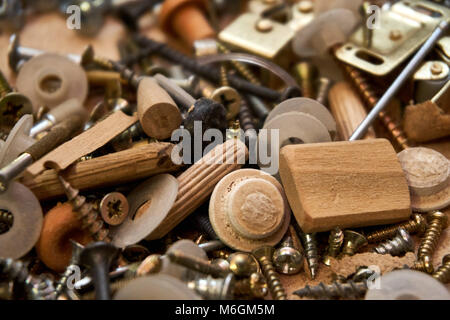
39;75;62;94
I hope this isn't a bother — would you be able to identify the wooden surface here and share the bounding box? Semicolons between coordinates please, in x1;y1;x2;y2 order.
22;142;180;200
279;139;412;233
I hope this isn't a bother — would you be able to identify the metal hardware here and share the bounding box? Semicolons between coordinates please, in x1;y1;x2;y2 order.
372;228;414;256
234;272;268;299
228;253;259;277
294;280;368;300
272;235;304;275
187;273;235;300
432;254;450;284
323;227;344;266
341;230;368;256
99;192;129;226
167;250;230;278
366;213;426;243
417;211;448;267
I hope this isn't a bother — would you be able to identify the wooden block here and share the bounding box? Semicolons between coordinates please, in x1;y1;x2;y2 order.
137;77;182;140
279;139;411;233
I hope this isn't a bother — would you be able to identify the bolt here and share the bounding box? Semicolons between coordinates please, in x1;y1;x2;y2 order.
341;230;368;256
323;227;344;266
228;253;259;277
187;273;235;300
79;241;119;300
252;246;287;300
413;255;434;274
54;240;84;299
417;211;448;261
296;227;319;279
432;254;450;284
99;192;129;226
273;236;304;275
58;175;111;242
234;272;268;299
167;250;229;278
0;70;33;133
372;228;414;256
340;63;411;150
294;280;368;299
366;213;426;243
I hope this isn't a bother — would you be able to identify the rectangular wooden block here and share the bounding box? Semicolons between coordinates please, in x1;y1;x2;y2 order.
279;139;411;233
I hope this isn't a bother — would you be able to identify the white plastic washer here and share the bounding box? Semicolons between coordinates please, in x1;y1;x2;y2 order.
0;182;43;259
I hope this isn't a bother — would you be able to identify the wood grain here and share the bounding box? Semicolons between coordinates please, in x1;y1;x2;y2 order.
279;139;411;233
21;142;179;200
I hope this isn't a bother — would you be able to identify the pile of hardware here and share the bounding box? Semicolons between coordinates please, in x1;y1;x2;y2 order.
0;0;449;300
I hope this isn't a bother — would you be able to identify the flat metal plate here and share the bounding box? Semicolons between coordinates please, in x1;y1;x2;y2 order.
335;0;450;75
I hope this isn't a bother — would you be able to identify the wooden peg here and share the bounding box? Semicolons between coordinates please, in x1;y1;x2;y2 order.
328;82;376;141
137;77;182;140
279;139;411;233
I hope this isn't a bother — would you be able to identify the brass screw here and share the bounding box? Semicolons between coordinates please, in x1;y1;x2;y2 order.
273;236;304;275
341;231;368;256
294;280;368;299
323;227;344;266
187;273;236;300
81;45;114;70
220;64;229;87
315;77;332;106
167;250;229;278
366;213;426;243
136;254;162;276
413;255;434;274
293;62;318;98
228;252;259;277
234;272;268;299
372;228;414;256
252;246;287;300
432;254;450;284
297;230;319;279
58;175;111;242
417;211;448;261
340;63;411;150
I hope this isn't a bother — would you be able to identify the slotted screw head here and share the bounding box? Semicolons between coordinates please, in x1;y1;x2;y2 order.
252;246;274;260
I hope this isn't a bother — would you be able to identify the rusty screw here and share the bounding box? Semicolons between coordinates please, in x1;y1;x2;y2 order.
99;192;129;226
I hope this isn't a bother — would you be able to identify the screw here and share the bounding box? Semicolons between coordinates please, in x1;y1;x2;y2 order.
197;80;241;120
341;230;368;256
294;280;368;299
198;240;225;252
234;272;268;299
372;228;414;256
187;273;235;300
167;250;229;278
323;227;344;266
294;62;318;98
81;45;115;70
315;77;332;107
228;253;259;277
79;241;119;300
252;246;287;300
340;63;411;149
366;213;426;243
296;227;319;279
273;236;304;275
58;175;111;242
239;98;256;132
413;255;434;274
99;192;129;226
432;254;450;284
136;254;162;276
417;211;448;261
54;240;84;299
0;69;33;133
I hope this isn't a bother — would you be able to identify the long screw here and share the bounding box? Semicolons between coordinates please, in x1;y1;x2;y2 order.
372;228;414;256
296;228;319;279
366;213;426;243
417;211;448;261
58;175;111;242
341;64;410;149
323;227;344;266
432;254;450;284
294;280;368;299
167;250;229;278
252;246;287;300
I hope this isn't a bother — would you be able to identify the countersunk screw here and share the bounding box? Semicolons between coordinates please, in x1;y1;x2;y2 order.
372;228;414;256
234;272;268;299
294;280;368;300
341;230;368;256
417;211;448;262
99;192;129;226
252;246;287;300
79;241;119;300
366;213;426;243
167;250;229;278
58;175;111;242
432;254;450;284
187;273;235;300
272;236;304;275
323;227;344;266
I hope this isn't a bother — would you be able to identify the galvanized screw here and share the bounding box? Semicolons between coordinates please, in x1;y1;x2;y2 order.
432;254;450;284
372;228;414;256
341;230;368;256
323;227;344;266
297;228;319;279
54;240;84;299
366;213;426;243
252;246;287;300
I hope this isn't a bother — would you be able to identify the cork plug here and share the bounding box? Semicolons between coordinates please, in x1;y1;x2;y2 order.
137;77;182;140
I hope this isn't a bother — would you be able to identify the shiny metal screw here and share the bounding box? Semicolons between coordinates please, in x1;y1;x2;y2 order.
294;62;318;98
294;280;367;300
372;228;414;256
54;240;84;298
341;230;368;256
167;250;229;278
234;272;268;299
296;228;319;279
366;213;426;243
413;255;434;274
272;236;304;275
252;246;287;300
323;227;344;266
417;211;448;261
228;252;259;277
315;77;332;107
432;254;450;284
187;273;235;300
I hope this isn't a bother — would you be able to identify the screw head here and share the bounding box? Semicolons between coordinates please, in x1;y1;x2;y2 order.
252;246;274;260
211;86;241;120
272;246;304;274
99;192;129;226
397;228;414;252
228;252;259;277
79;241;118;268
255;19;273;33
427;211;448;228
248;272;268;298
342;231;368;255
412;213;426;234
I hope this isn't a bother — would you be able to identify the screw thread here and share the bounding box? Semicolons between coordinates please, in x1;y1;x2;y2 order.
413;256;434;274
301;233;319;279
323;227;343;265
418;213;447;260
54;265;75;298
432;258;450;284
294;280;367;299
372;229;413;256
258;256;287;300
366;214;425;243
220;64;229;87
0;70;12;98
341;64;410;149
58;175;111;242
191;212;218;240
